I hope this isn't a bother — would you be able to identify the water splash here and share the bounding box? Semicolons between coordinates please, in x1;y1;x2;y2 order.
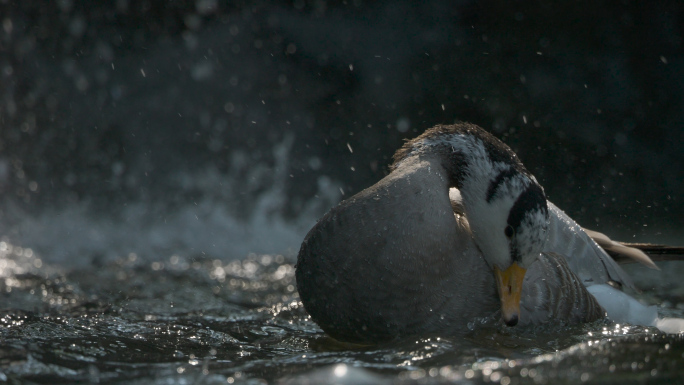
1;136;341;267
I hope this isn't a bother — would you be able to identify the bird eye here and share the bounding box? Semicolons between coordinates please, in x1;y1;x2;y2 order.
504;225;514;238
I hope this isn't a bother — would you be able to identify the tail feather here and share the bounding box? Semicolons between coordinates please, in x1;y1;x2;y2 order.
584;228;684;265
583;229;659;269
616;243;684;262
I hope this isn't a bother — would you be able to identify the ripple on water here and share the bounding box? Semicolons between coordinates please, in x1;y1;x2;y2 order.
1;244;683;383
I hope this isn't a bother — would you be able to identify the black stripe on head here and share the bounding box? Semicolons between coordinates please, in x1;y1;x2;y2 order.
507;182;548;234
486;167;518;203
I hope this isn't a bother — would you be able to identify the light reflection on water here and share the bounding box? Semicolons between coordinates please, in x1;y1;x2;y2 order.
1;241;683;384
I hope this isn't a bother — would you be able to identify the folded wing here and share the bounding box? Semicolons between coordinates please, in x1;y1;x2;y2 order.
520;252;605;325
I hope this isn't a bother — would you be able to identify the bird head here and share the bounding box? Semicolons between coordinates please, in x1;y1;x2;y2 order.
392;123;550;326
465;173;549;326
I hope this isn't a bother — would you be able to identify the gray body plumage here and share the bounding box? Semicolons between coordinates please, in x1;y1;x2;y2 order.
296;123;661;343
297;157;498;342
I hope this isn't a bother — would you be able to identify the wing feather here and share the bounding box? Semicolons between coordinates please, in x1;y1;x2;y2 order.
583;228;659;270
520;252;605;325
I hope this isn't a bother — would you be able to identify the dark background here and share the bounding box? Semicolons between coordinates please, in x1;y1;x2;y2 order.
1;0;682;253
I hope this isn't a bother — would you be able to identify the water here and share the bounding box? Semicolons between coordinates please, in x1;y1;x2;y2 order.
2;235;684;384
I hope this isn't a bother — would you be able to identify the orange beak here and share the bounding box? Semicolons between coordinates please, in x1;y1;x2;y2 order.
494;262;527;326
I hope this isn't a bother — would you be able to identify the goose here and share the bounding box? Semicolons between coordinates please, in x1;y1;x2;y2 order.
295;122;683;343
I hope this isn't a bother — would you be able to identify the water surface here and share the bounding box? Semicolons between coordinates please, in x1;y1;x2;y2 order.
2;242;683;384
